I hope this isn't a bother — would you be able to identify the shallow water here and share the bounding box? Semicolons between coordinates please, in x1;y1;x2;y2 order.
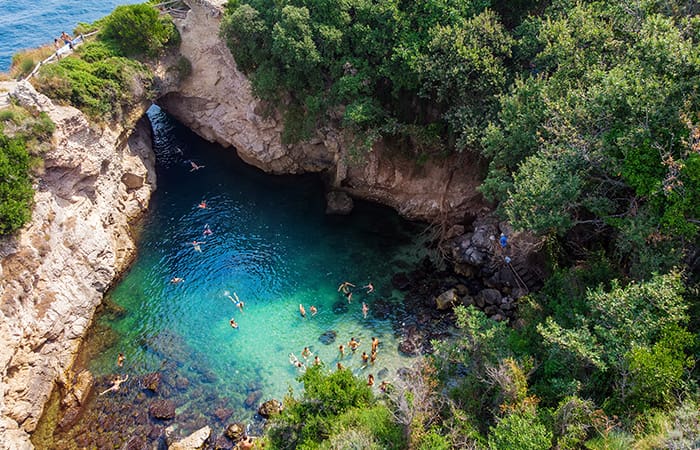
42;106;428;446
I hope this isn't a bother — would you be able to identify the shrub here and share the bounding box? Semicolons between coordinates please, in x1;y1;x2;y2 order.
0;128;33;235
99;4;178;58
488;409;552;450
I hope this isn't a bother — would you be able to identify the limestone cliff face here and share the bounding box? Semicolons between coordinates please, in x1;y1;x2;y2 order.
0;82;155;449
158;0;489;222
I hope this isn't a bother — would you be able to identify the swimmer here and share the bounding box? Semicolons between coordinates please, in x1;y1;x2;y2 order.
289;353;299;365
99;374;129;396
203;224;212;235
362;302;368;319
301;347;311;359
198;200;207;209
371;337;379;353
346;291;353;304
348;337;360;352
170;277;184;284
313;355;321;366
379;380;390;392
190;161;205;172
370;350;377;365
338;344;345;358
227;293;244;312
299;304;306;318
338;281;355;294
310;305;318;316
117;353;125;367
363;282;374;293
191;240;204;252
367;373;375;387
336;362;344;371
230;317;238;329
361;351;369;365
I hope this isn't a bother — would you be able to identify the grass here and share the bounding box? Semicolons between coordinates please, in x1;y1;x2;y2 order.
9;44;57;79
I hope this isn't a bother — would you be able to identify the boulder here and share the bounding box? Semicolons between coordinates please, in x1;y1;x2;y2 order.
325;190;353;215
244;390;263;408
398;339;420;356
435;288;458;310
168;426;211;450
224;422;245;441
149;399;176;420
258;399;283;418
477;289;502;306
142;372;162;393
214;407;233;422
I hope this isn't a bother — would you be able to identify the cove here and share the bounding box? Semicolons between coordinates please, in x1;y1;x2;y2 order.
42;106;428;446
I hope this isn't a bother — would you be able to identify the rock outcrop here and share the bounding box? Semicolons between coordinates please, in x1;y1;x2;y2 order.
0;81;155;449
157;0;489;222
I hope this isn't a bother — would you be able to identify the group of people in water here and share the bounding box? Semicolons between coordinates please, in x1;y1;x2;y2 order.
289;335;389;390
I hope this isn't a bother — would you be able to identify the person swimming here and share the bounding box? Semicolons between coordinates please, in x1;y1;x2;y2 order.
99;374;129;396
203;224;212;235
230;317;238;329
191;240;204;252
338;281;354;294
301;347;312;359
170;277;184;284
117;353;125;367
362;302;368;318
371;337;379;353
363;282;374;293
367;373;375;387
190;161;205;172
299;304;306;318
227;293;244;312
198;200;207;209
310;305;318;316
361;351;369;365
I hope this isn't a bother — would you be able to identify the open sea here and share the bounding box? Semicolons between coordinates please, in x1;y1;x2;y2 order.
0;0;140;72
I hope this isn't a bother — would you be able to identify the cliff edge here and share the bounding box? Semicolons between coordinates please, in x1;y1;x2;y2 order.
0;82;156;449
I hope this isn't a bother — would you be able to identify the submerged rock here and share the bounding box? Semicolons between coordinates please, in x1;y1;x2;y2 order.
257;399;282;418
318;330;337;345
435;288;458;310
244;390;263;409
149;399;176;420
332;300;349;314
142;372;162;393
325;190;353;215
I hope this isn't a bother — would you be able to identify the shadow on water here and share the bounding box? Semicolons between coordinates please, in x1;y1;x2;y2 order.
37;105;429;447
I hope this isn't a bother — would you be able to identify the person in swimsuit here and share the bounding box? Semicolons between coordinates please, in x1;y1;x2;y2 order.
348;337;360;352
362;302;368;318
299;304;306;318
227;293;244;312
99;374;129;396
230;317;238;329
310;305;318;316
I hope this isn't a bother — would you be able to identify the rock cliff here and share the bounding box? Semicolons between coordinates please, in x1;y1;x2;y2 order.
157;0;489;222
0;82;155;449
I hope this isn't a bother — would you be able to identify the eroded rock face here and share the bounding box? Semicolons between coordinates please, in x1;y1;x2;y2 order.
0;81;155;448
158;0;489;223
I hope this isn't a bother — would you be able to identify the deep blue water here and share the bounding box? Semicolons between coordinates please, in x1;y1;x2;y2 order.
0;0;140;71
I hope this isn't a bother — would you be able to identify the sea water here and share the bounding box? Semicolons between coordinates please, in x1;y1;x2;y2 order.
39;107;427;445
0;0;141;72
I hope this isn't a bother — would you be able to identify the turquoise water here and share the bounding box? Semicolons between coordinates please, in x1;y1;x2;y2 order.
76;106;427;437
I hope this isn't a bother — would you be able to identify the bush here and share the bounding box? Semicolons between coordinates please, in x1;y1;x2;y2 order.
0;128;33;235
33;55;152;121
488;410;552;450
99;4;178;58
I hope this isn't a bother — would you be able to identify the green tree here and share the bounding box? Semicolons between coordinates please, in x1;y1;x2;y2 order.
100;4;178;57
488;409;552;450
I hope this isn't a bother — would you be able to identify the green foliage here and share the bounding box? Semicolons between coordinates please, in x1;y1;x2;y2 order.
488;409;552;450
99;4;178;58
626;324;695;410
0;127;34;235
33;54;152;121
416;428;451;450
268;365;379;449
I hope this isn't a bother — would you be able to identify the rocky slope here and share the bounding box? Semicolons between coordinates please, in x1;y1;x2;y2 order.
0;82;155;449
157;0;490;222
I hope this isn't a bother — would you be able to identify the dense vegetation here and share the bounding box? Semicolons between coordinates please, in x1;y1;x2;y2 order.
222;0;699;448
31;3;179;122
0;105;54;235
